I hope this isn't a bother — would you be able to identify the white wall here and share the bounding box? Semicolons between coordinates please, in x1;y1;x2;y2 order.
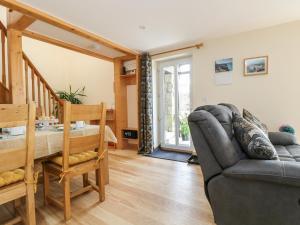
22;37;115;106
153;20;300;143
127;85;138;128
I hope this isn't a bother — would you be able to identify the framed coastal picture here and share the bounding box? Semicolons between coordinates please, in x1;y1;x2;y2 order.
244;56;268;76
215;58;233;73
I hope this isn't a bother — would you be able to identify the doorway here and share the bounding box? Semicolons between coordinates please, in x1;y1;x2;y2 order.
159;57;192;151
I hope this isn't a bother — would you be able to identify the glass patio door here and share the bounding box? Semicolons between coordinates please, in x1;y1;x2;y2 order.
159;57;192;151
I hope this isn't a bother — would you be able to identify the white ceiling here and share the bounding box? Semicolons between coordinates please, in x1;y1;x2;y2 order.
20;0;300;52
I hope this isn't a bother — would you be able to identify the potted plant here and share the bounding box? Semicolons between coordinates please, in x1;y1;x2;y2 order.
180;116;190;141
54;86;86;119
56;85;86;104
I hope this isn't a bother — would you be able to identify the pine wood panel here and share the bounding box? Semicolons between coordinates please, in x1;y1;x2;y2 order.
0;104;28;123
70;104;103;121
0;147;26;173
0;183;26;205
1;150;215;225
69;134;100;154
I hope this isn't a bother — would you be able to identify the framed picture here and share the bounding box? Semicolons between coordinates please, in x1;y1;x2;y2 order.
215;58;233;73
244;56;268;76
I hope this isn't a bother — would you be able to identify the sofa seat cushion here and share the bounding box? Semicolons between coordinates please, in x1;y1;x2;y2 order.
0;169;24;188
50;150;98;166
275;145;300;162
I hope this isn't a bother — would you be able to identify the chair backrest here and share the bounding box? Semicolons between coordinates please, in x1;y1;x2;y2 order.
0;103;35;178
188;104;246;183
62;101;107;170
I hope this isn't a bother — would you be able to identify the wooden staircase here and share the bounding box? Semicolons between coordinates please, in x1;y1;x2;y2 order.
0;20;63;118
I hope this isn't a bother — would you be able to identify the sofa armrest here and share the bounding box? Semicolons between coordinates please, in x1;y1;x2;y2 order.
268;132;297;146
223;159;300;187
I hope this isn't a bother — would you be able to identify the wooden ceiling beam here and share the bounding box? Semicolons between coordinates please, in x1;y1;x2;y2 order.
8;15;35;30
114;55;137;61
22;30;114;62
0;0;138;56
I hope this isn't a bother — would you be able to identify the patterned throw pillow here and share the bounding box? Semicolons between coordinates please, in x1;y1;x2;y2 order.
233;113;278;160
243;109;268;136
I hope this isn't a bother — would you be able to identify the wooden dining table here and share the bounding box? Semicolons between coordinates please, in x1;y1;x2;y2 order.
0;124;117;184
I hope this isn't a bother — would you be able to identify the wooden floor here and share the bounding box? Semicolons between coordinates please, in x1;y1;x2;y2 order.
1;150;215;225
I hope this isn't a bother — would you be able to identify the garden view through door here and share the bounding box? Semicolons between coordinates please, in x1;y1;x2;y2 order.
160;57;192;150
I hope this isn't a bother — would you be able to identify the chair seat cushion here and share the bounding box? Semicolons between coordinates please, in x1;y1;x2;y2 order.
0;169;24;188
275;145;300;162
50;151;98;166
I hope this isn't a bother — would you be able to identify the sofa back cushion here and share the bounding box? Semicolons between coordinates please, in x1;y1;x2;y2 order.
190;105;246;171
243;109;268;136
189;112;223;182
219;103;241;116
233;113;278;160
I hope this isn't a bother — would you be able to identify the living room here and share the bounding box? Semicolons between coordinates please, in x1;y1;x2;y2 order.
0;1;300;225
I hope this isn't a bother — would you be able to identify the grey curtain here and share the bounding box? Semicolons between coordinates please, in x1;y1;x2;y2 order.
139;53;153;154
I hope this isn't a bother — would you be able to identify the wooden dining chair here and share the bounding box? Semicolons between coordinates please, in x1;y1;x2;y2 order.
42;101;107;221
0;103;36;225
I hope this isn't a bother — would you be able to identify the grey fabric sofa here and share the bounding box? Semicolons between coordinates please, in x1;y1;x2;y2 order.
188;104;300;225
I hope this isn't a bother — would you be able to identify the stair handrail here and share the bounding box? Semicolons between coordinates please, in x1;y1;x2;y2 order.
22;52;62;104
0;20;63;120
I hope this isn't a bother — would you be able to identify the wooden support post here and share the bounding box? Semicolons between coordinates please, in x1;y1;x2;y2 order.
24;59;29;103
7;29;25;104
136;55;141;150
43;82;46;115
1;30;6;87
31;68;35;101
114;59;127;149
9;15;35;31
37;76;41;107
48;89;51;116
104;142;109;184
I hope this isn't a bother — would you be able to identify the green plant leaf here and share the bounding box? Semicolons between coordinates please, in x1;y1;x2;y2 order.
56;85;86;104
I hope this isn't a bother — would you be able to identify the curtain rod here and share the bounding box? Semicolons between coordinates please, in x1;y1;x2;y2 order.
151;43;203;57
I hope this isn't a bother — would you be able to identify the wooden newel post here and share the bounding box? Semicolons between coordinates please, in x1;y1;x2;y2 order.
7;28;25;104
